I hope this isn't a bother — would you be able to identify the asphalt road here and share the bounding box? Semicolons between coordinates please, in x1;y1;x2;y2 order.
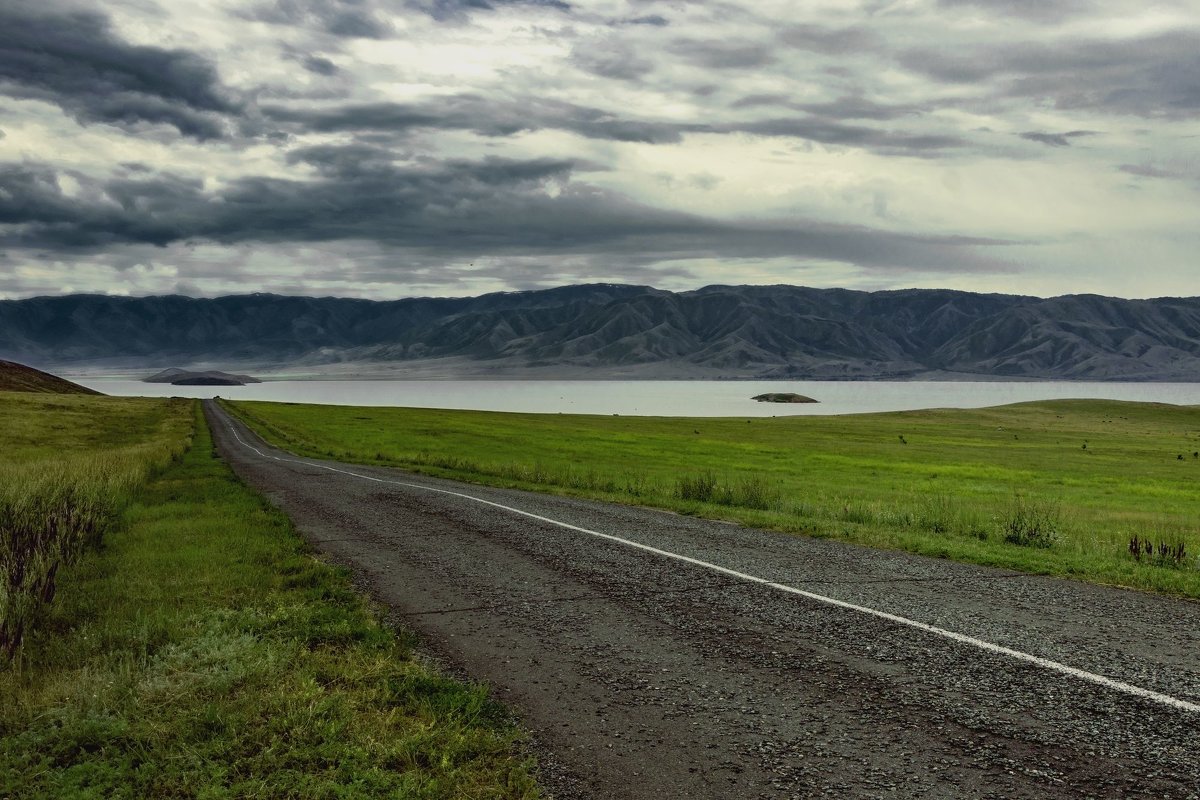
204;401;1200;799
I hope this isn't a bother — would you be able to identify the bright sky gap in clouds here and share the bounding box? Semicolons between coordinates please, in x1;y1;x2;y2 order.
0;0;1197;300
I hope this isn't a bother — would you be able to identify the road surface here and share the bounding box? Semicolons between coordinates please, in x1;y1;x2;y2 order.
204;401;1199;798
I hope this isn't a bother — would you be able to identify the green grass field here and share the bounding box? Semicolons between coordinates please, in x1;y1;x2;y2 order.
1;397;539;797
227;398;1200;598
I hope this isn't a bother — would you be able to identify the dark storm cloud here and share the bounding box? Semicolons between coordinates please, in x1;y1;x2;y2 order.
0;164;205;247
0;155;574;250
900;30;1200;118
1019;130;1098;147
0;3;241;139
0;153;1007;273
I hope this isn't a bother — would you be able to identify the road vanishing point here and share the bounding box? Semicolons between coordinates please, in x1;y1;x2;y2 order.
205;401;1199;799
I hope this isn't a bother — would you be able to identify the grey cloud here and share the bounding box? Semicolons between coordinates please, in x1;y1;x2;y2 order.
1118;162;1199;182
0;154;1008;275
413;0;570;21
302;55;339;75
669;39;775;70
730;94;791;110
623;14;668;26
249;0;393;38
723;118;965;154
798;97;925;121
901;31;1200;118
1119;163;1176;179
268;99;486;133
0;3;240;139
266;95;693;143
731;94;926;122
571;37;656;81
267;94;960;154
777;24;883;55
937;0;1098;21
285;142;412;171
1020;130;1098;147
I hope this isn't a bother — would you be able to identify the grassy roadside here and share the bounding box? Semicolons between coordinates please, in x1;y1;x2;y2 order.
1;402;539;798
1;392;194;656
225;398;1200;599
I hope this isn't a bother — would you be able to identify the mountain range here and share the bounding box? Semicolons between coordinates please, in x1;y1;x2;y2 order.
2;284;1200;380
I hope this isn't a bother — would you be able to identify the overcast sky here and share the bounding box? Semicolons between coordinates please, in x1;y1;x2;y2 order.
1;0;1198;300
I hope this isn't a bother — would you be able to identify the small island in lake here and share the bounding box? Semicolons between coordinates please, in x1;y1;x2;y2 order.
752;393;818;404
145;368;262;386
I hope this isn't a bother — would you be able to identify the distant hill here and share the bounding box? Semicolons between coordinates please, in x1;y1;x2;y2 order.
2;285;1200;380
145;368;261;385
0;360;101;395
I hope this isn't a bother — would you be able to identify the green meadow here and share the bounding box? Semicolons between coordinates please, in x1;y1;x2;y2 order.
227;398;1200;598
1;394;538;798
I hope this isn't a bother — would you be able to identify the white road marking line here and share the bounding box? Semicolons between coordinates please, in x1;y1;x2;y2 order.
216;407;1200;715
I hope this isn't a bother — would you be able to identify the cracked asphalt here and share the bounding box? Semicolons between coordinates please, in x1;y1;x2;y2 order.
204;401;1200;799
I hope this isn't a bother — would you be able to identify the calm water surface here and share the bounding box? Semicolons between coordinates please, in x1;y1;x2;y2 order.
73;379;1200;417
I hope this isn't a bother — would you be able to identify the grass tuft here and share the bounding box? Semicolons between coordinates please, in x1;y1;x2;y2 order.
675;471;718;503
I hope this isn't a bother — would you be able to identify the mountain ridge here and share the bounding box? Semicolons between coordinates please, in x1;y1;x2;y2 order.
0;359;102;395
2;284;1199;380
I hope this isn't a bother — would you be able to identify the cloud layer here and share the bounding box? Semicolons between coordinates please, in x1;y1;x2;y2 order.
1;0;1198;299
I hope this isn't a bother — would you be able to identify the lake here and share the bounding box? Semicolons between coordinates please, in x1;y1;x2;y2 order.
70;378;1200;417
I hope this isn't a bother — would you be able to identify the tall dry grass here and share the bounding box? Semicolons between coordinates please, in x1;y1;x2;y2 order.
0;397;193;659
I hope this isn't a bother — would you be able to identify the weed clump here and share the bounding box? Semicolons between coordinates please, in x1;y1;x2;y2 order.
999;495;1061;548
1128;536;1190;568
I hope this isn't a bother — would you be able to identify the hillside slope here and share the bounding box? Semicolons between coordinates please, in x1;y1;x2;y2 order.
2;285;1199;380
0;360;101;395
